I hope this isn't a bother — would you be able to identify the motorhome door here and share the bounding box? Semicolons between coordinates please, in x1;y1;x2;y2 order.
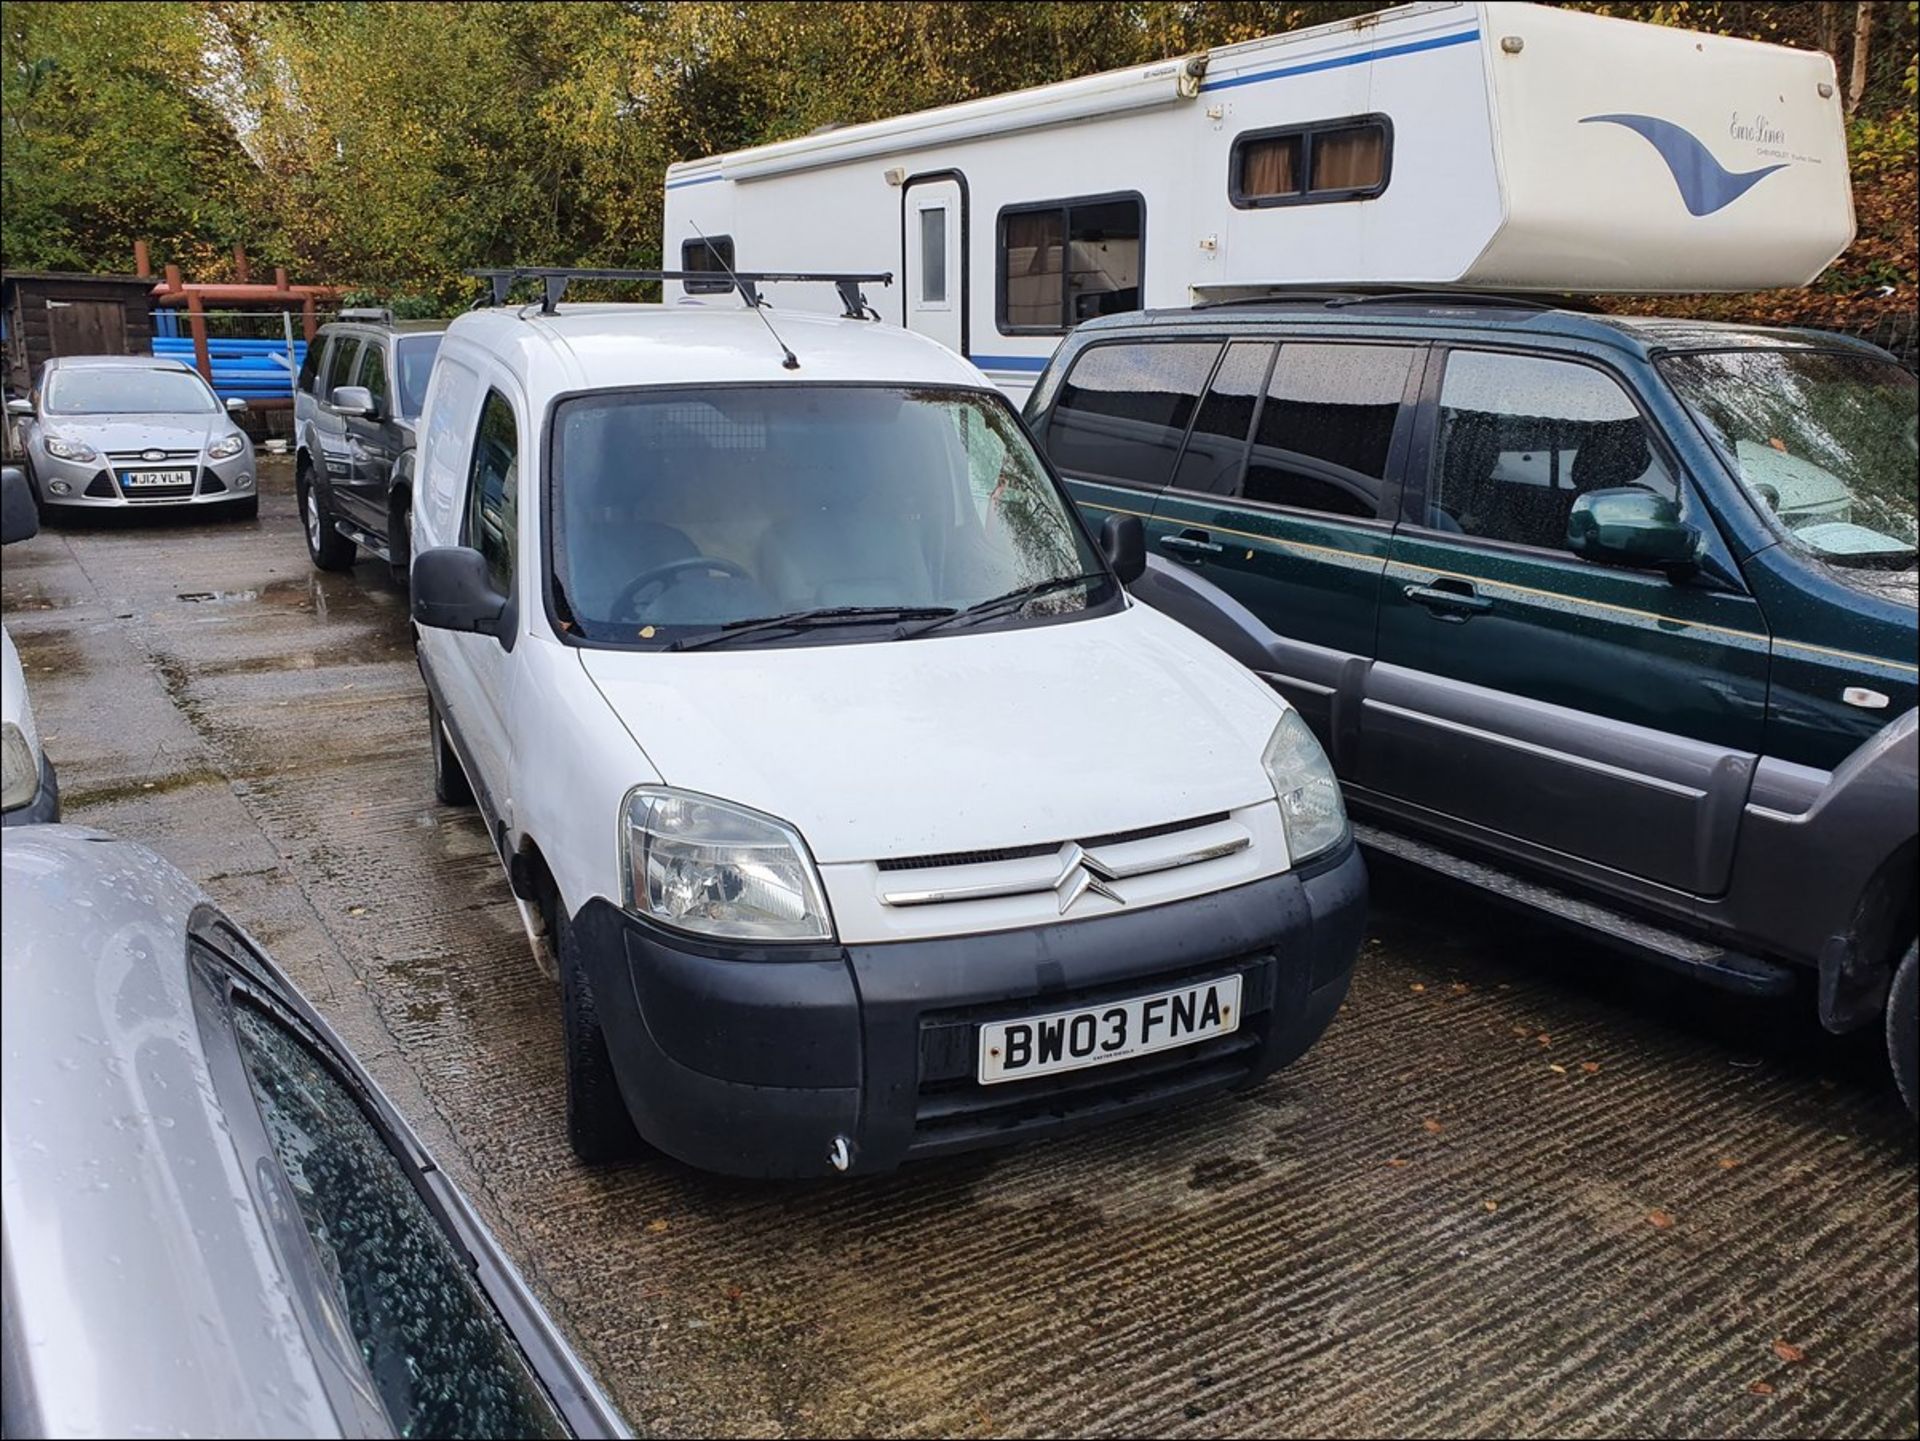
903;175;965;356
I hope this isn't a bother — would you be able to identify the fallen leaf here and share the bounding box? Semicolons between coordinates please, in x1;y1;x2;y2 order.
347;905;366;917
724;1285;743;1303
1451;982;1470;994
645;1219;669;1234
1718;1156;1741;1170
1483;1199;1499;1212
1581;1061;1602;1074
1410;983;1427;994
1386;1157;1409;1168
1548;1062;1568;1074
1536;1033;1553;1047
1511;1025;1530;1037
1422;1118;1444;1134
1771;1339;1805;1364
1749;1381;1775;1396
1647;1209;1676;1229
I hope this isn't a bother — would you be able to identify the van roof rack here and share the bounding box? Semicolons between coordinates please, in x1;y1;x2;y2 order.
337;306;396;323
467;268;893;319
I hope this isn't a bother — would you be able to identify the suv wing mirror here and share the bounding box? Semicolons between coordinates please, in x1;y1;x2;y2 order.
1100;513;1146;586
412;546;512;645
2;467;39;546
330;385;377;419
1566;488;1700;574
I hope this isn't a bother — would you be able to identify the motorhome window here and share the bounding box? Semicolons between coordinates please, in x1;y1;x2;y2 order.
1242;344;1414;518
1172;343;1274;495
1045;341;1220;489
681;236;736;295
998;195;1143;333
1232;116;1391;207
920;207;948;304
1429;350;1676;550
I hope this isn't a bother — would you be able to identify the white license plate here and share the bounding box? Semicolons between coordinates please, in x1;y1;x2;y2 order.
978;974;1242;1085
121;469;194;488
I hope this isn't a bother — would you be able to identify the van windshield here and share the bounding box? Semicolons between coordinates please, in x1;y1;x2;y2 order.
1660;349;1918;570
547;385;1113;646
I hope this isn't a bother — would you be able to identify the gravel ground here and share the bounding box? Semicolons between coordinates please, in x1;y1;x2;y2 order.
3;457;1915;1439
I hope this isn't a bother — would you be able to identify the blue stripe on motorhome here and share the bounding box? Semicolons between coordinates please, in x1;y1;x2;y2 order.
1199;26;1480;93
969;354;1049;371
665;173;725;190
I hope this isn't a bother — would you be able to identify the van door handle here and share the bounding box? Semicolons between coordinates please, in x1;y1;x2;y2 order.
1403;580;1491;619
1159;531;1222;556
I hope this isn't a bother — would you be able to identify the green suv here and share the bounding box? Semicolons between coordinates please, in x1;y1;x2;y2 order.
1024;296;1918;1112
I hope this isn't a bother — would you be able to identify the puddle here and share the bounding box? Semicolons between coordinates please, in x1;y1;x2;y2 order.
176;590;261;605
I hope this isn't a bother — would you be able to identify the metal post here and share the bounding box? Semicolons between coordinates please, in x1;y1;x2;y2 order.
186;293;213;384
283;309;298;400
134;240;152;278
301;295;317;343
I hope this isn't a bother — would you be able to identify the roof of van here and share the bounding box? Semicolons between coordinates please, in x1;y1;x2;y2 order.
1075;300;1890;360
441;303;987;393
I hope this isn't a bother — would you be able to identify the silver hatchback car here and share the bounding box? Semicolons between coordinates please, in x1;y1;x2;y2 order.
9;355;258;518
1;826;629;1439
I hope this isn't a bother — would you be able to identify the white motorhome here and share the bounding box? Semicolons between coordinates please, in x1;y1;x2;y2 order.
662;0;1853;402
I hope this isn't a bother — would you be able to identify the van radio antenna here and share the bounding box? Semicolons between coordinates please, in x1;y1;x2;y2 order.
690;220;799;371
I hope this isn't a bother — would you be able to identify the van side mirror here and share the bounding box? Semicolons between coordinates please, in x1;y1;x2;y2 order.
1567;488;1700;574
330;385;377;419
1100;513;1146;586
1;467;38;546
412;546;511;644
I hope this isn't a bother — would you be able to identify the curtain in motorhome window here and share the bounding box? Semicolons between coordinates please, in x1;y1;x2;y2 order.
1233;116;1390;206
999;196;1142;333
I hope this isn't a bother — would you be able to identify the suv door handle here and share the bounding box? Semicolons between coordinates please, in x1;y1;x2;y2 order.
1403;580;1491;619
1159;531;1222;556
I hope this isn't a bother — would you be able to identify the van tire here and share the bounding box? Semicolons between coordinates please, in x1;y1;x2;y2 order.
557;906;643;1164
428;696;473;806
298;460;356;571
1888;941;1917;1118
389;491;412;589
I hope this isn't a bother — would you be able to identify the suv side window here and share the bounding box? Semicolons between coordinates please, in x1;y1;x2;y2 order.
1170;342;1273;495
464;389;518;593
1430;350;1676;550
322;337;360;406
297;338;324;395
355;342;389;415
1242;344;1416;518
227;998;564;1438
1044;341;1221;489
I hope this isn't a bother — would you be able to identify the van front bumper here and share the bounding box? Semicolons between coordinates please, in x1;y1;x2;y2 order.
572;839;1366;1178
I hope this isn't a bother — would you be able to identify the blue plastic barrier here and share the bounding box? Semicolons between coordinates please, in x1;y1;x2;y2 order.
150;335;306;401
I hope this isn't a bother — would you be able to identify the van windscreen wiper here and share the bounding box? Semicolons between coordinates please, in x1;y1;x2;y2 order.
898;571;1110;639
666;604;955;652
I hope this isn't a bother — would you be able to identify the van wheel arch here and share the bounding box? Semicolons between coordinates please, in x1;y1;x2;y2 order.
1820;836;1919;1035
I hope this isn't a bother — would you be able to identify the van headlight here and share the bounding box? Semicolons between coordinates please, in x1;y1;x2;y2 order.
1262;709;1348;865
207;432;248;460
621;787;833;942
1;722;40;811
44;435;97;462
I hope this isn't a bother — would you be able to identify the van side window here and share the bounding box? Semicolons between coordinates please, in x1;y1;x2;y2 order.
322;339;360;405
682;236;735;295
998;195;1143;333
1429;350;1677;550
464;390;518;593
1044;342;1220;489
1231;115;1392;208
1241;344;1415;518
1171;343;1274;496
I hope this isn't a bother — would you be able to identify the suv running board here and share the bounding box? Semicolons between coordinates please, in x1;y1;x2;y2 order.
1350;821;1797;997
333;520;391;563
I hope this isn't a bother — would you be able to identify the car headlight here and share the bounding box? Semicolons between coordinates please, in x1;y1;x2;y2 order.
207;432;248;460
44;435;97;462
621;787;833;942
1;722;39;811
1262;709;1348;865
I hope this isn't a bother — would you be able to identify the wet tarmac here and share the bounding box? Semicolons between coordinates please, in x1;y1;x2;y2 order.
4;459;1915;1438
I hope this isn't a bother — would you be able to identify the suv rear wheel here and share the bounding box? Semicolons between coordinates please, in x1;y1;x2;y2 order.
389;490;413;588
428;695;473;806
1888;941;1917;1118
298;460;356;571
555;901;643;1164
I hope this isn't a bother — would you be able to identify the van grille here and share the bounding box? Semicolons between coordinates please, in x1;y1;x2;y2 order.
878;812;1231;873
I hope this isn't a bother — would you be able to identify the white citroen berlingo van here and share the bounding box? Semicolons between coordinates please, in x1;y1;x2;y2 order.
410;269;1366;1177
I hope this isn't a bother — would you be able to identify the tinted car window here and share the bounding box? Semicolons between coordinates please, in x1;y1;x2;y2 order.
356;343;389;414
1171;342;1273;495
1044;342;1221;489
1431;350;1676;550
465;391;518;593
395;336;442;420
322;338;361;405
231;1003;564;1440
297;340;323;395
1242;344;1413;518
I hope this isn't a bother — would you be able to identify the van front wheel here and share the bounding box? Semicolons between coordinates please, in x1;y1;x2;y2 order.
1887;941;1917;1118
557;906;644;1164
428;696;472;806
